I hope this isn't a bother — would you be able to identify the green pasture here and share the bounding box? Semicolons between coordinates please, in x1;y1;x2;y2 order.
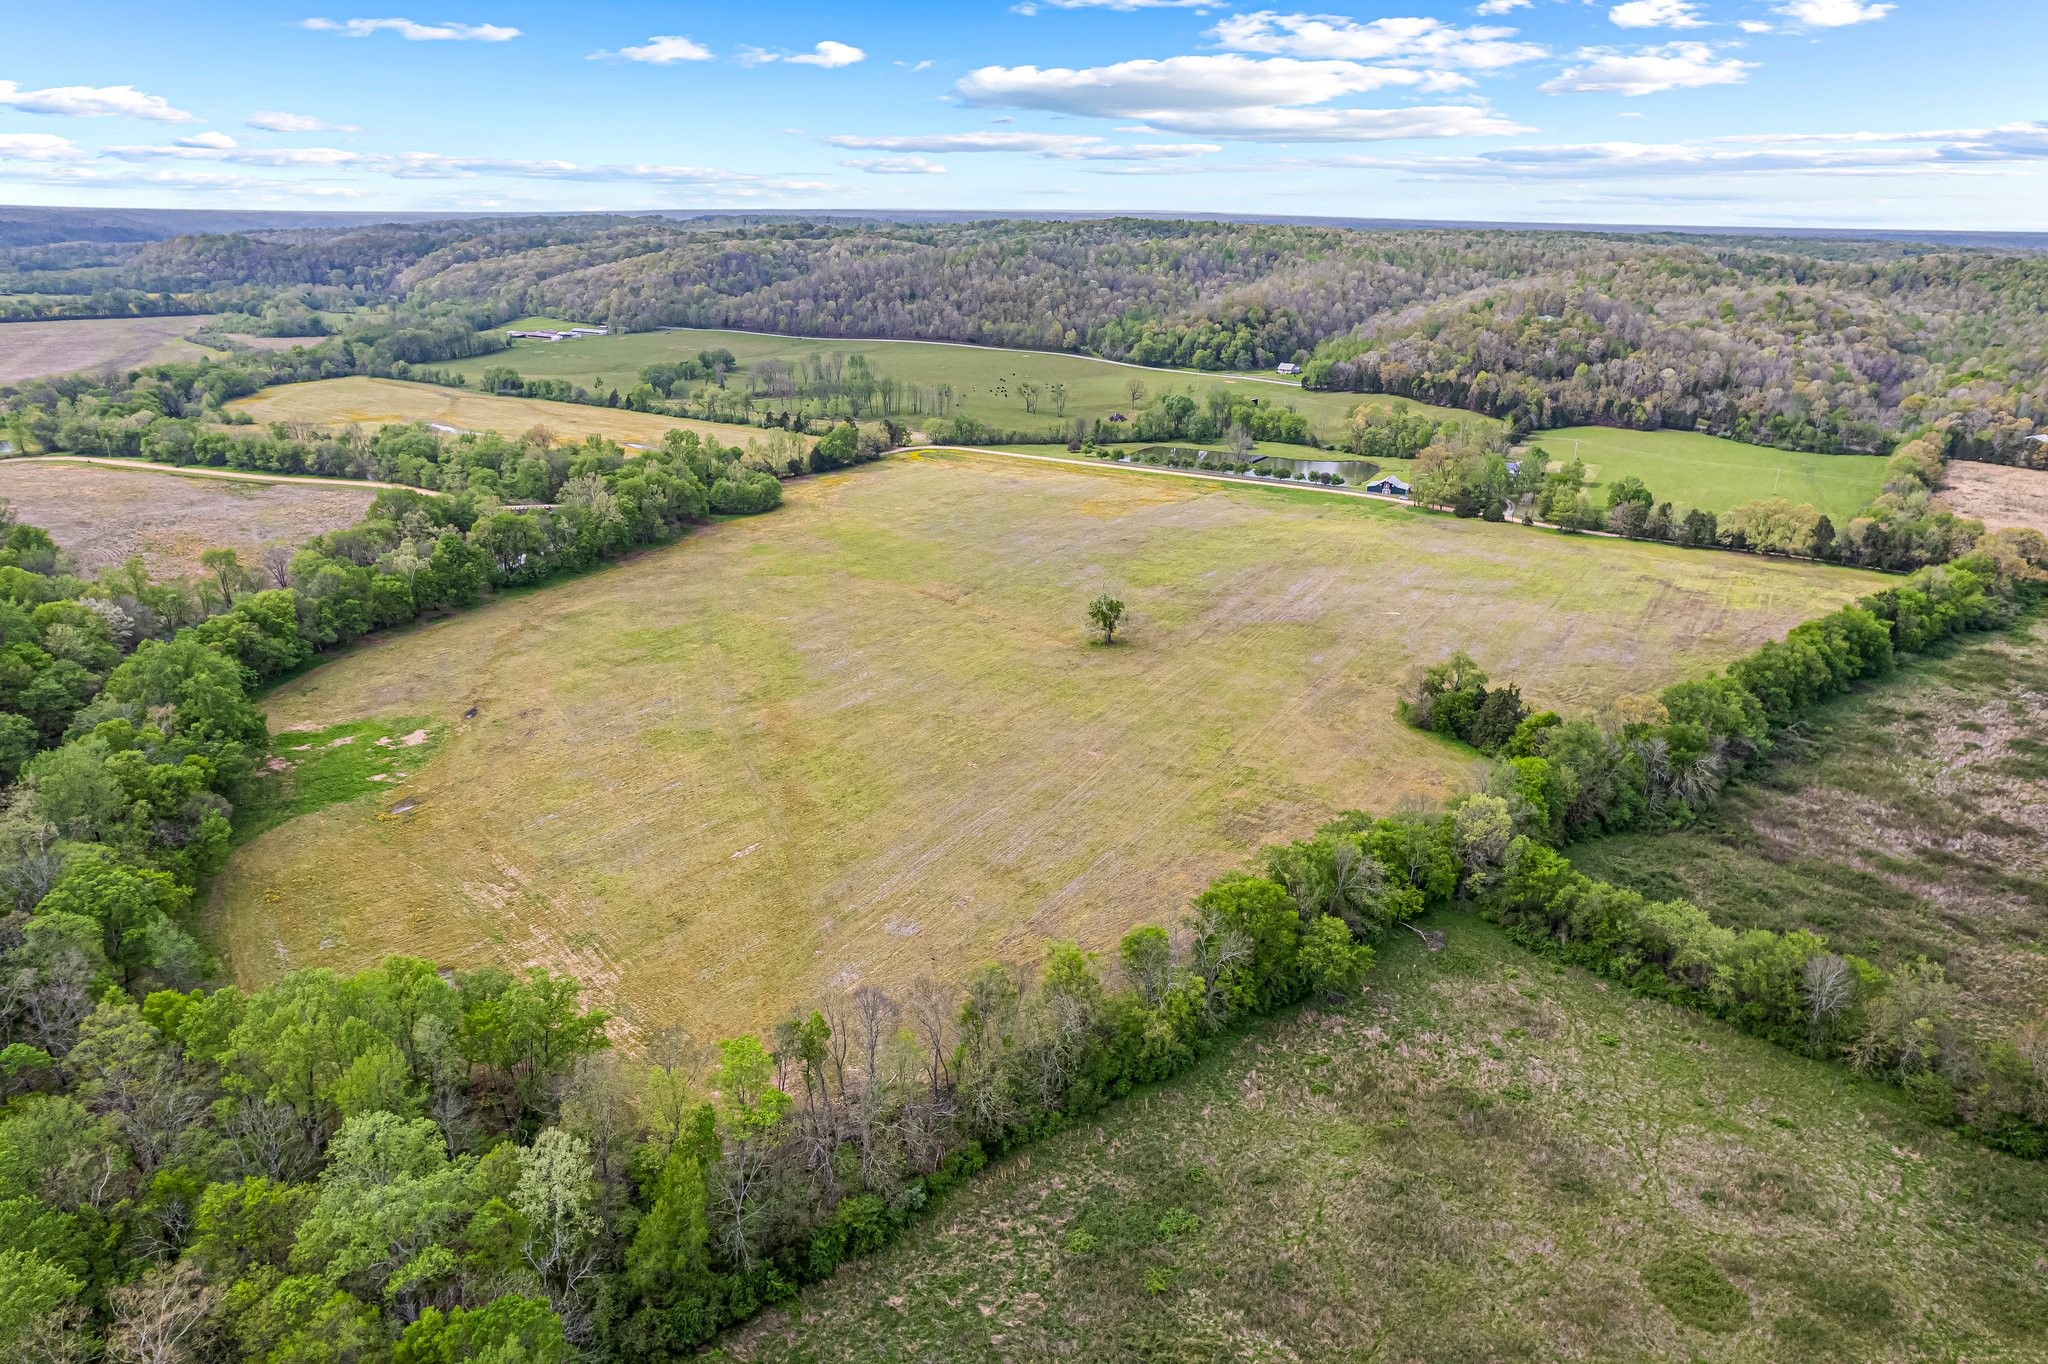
1527;426;1889;520
714;920;2048;1362
442;327;1494;447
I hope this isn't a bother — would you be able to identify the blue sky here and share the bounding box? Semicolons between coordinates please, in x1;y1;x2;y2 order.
1;0;2043;228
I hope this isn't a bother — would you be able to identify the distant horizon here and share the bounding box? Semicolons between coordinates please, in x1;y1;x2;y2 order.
4;202;2045;251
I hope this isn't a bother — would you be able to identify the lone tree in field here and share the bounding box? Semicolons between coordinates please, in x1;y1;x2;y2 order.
1088;593;1126;645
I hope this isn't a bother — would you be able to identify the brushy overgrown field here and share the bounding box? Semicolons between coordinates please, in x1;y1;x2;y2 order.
0;457;374;576
0;313;222;383
436;326;1486;443
1940;461;2048;537
224;375;790;449
713;921;2048;1363
1529;426;1890;521
206;451;1880;1038
1571;619;2048;1047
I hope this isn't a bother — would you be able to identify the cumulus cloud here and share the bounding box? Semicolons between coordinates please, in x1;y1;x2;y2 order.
1774;0;1894;25
248;110;362;132
1474;0;1529;11
176;131;238;150
740;41;866;68
1541;43;1754;95
962;55;1421;117
957;54;1529;140
787;41;866;68
0;79;194;122
0;133;85;162
841;156;948;174
1210;12;1547;69
301;17;520;41
1609;0;1706;28
593;35;714;64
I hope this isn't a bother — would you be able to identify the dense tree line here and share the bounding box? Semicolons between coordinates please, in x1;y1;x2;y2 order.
15;216;2048;464
1403;529;2048;1155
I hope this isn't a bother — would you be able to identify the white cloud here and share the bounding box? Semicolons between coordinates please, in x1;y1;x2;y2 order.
1774;0;1894;26
740;41;866;68
1609;0;1707;28
1319;123;2048;180
1474;0;1529;11
787;41;867;68
0;133;85;162
957;54;1529;140
0;79;195;123
97;138;840;192
247;110;361;132
962;55;1423;117
1210;12;1547;69
176;131;239;150
1738;19;1777;31
823;131;1219;159
594;35;714;64
1541;43;1754;95
301;17;520;41
841;156;948;174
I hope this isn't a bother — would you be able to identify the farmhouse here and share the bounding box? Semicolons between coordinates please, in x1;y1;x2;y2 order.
1277;362;1302;375
1364;475;1411;497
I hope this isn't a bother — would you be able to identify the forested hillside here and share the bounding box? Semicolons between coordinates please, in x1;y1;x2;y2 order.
7;216;2048;461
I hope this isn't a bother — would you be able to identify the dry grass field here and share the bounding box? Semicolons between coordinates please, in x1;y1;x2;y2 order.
0;314;220;384
225;376;802;450
0;459;374;577
206;452;1882;1038
1572;619;2048;1049
1941;460;2048;536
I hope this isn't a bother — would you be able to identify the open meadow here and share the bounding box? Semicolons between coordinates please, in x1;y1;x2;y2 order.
1528;426;1890;521
0;313;222;384
438;326;1489;445
1940;460;2048;536
207;451;1881;1039
225;375;797;449
0;457;375;577
1572;619;2048;1051
716;921;2048;1364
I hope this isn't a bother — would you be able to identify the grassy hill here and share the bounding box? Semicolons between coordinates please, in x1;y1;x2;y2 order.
206;450;1880;1039
1526;426;1890;521
437;327;1493;447
713;919;2048;1363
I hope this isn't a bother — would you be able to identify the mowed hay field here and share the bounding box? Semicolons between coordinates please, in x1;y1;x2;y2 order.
0;314;219;384
1940;460;2048;536
438;326;1489;444
1531;426;1889;520
0;459;374;577
715;923;2048;1363
226;375;795;450
207;452;1882;1038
